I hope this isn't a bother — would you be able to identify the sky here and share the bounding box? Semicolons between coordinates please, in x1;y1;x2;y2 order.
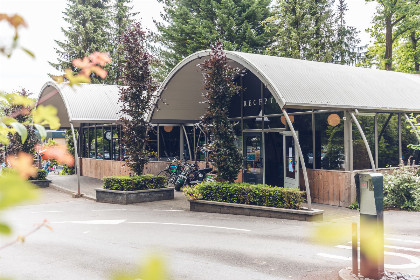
0;0;378;96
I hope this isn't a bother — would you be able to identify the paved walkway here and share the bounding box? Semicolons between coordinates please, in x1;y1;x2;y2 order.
47;174;358;222
48;174;103;200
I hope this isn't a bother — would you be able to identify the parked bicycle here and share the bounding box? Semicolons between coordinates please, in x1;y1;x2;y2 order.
157;159;184;186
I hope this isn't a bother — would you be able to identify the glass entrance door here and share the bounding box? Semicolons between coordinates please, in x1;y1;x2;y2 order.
243;133;263;184
283;131;299;188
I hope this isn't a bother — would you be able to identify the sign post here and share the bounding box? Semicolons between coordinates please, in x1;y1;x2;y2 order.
356;173;384;279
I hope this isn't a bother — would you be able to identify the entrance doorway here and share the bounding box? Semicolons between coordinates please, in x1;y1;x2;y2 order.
243;133;263;184
264;132;283;187
283;131;300;188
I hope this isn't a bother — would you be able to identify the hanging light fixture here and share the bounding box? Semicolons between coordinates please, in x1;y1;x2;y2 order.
327;114;341;127
281;115;294;125
163;126;173;133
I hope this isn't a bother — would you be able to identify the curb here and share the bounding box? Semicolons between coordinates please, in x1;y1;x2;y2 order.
338;268;358;280
50;183;96;201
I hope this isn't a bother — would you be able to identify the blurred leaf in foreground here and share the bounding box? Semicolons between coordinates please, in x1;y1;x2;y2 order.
113;254;167;280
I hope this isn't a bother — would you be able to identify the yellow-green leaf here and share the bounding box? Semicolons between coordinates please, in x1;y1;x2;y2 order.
0;170;39;211
9;122;27;143
21;47;35;58
0;223;12;235
34;124;47;140
1;116;18;125
33;105;61;130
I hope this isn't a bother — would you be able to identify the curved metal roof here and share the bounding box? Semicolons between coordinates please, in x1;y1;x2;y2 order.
37;81;122;128
150;50;420;123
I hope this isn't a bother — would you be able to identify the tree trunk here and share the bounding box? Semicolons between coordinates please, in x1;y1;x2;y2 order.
385;16;393;71
411;31;419;72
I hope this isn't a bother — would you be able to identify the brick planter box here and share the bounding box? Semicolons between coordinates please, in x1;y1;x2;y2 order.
30;180;51;188
189;200;323;222
96;188;174;204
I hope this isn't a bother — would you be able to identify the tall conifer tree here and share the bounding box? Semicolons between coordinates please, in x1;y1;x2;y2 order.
264;0;337;62
156;0;272;72
50;0;112;83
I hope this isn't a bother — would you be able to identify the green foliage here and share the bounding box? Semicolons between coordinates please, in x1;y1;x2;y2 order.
49;0;112;83
264;0;360;64
119;22;158;175
384;164;420;211
348;201;359;210
184;182;305;210
0;170;39;235
201;42;242;182
364;0;420;71
103;175;167;191
61;129;76;175
28;169;47;181
156;0;272;73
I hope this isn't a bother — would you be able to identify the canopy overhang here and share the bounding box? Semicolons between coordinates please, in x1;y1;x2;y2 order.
150;50;420;123
37;81;122;128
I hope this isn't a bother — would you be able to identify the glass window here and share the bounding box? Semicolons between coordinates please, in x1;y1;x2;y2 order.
264;116;285;129
263;86;282;115
293;114;313;169
103;127;111;160
96;127;103;159
243;118;262;130
377;113;399;168
159;126;180;160
315;112;345;170
89;128;96;159
112;127;120;161
182;126;194;161
353;115;375;170
147;126;158;161
82;128;89;158
242;72;262;117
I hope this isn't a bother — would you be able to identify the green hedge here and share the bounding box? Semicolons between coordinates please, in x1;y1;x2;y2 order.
29;169;47;180
103;174;167;191
184;182;305;210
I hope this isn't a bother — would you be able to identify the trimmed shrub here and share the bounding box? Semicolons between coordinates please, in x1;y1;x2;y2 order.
103;174;167;191
384;165;420;211
29;169;47;181
184;182;305;210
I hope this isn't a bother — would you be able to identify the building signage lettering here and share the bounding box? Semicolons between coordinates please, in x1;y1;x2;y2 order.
243;97;275;107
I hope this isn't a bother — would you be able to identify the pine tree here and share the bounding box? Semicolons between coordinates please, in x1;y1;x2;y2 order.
49;0;112;83
107;0;138;84
264;0;337;62
334;0;360;65
156;0;272;73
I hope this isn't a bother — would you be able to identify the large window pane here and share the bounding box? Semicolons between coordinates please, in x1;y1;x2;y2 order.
159;126;180;160
293;114;313;168
89;128;95;158
315;112;345;170
103;127;111;160
96;127;103;159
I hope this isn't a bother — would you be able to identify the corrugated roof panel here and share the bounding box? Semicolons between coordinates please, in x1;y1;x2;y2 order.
230;52;420;111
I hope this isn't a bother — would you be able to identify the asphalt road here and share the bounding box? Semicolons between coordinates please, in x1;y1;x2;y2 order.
0;188;419;280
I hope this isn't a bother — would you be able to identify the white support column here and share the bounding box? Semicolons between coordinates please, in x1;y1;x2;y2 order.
344;111;353;171
282;108;312;210
180;125;184;160
398;113;402;162
182;125;192;161
374;114;379;169
350;112;376;172
312;110;316;169
70;122;81;196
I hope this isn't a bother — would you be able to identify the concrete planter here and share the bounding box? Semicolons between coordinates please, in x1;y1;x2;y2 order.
96;187;174;204
30;180;51;188
189;200;323;222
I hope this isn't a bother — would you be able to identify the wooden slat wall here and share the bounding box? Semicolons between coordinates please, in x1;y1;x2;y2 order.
300;169;355;207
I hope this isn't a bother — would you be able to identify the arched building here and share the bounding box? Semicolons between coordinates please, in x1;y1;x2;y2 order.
38;50;420;207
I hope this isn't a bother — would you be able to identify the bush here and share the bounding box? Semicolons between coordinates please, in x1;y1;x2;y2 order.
60;165;75;175
184;182;305;210
103;174;167;191
29;169;47;180
384;165;420;211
